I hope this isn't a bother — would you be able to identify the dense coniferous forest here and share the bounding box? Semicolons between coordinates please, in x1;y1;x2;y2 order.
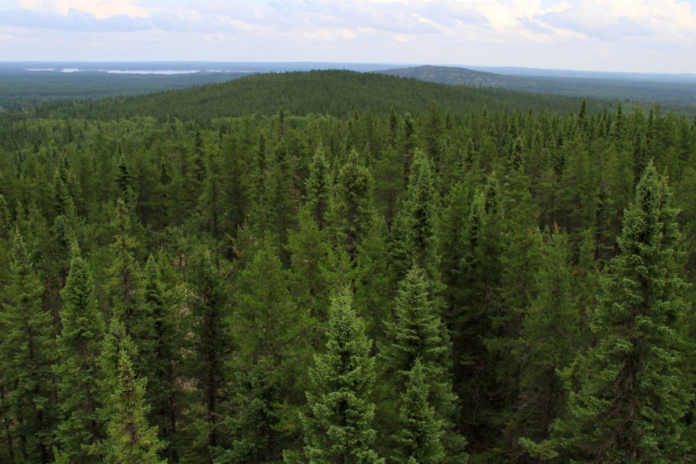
1;70;696;463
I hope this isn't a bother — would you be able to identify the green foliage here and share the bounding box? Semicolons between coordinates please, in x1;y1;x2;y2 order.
293;289;383;464
512;230;580;449
186;247;230;458
328;151;375;259
392;360;446;464
99;350;165;464
54;252;105;463
287;207;335;323
391;149;440;280
305;146;331;230
229;238;312;462
548;163;693;462
0;231;56;464
36;70;614;122
1;71;695;463
142;254;183;463
380;265;465;462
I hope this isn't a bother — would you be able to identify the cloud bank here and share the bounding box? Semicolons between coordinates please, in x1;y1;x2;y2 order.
1;0;695;73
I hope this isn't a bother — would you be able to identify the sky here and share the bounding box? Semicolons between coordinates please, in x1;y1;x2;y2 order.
1;0;696;73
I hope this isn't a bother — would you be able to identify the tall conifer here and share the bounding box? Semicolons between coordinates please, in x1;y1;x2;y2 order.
291;289;383;464
54;251;105;463
0;232;55;463
540;163;693;462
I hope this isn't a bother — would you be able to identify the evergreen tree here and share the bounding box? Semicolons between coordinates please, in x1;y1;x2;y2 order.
199;143;224;238
392;360;446;464
186;247;230;461
229;238;311;462
380;265;465;463
391;149;440;281
328;150;375;260
287;207;334;323
352;216;394;345
0;194;10;240
143;254;182;463
305;146;331;230
107;200;149;349
513;230;579;454
289;289;383;464
54;251;105;463
538;163;693;463
100;350;164;464
0;231;55;464
381;266;453;413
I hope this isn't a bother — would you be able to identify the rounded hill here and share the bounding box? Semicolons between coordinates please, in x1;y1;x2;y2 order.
37;69;608;121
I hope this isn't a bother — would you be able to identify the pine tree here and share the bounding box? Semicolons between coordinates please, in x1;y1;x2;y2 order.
0;231;55;464
100;350;164;464
290;289;383;464
54;251;105;463
540;163;693;462
392;360;446;464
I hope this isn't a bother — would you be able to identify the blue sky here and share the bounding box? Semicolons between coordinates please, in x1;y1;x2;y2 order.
1;0;695;73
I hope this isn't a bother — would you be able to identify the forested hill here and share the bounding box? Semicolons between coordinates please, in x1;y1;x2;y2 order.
378;65;696;111
378;65;514;87
34;69;612;122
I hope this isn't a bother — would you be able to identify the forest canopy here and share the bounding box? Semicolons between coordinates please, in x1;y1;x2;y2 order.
1;70;696;464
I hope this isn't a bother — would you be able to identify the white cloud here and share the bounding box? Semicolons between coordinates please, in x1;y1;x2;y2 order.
17;0;149;18
2;0;696;72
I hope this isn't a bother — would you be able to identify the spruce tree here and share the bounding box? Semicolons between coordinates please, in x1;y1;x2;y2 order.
392;360;446;464
100;350;164;464
54;251;105;463
290;289;383;464
0;194;10;240
106;199;155;378
352;216;394;345
391;149;440;281
540;162;693;462
380;265;465;463
198;143;224;238
287;207;334;323
305;146;331;230
230;238;311;462
187;247;230;460
381;266;452;409
513;230;579;450
327;150;375;260
0;231;55;464
143;254;182;463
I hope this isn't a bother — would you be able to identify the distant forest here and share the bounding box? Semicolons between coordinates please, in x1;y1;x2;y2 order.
3;64;696;116
1;70;696;463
